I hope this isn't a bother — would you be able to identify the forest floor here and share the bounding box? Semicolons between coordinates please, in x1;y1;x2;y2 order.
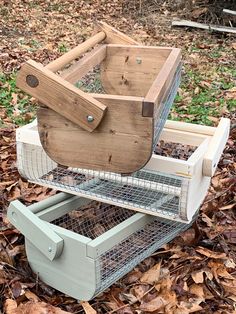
0;1;236;313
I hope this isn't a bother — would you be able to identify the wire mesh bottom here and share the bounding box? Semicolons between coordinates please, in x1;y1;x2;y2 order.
39;166;188;219
52;202;134;240
50;201;193;297
95;217;189;295
17;141;189;220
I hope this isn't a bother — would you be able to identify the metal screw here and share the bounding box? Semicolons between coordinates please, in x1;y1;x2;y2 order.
87;115;94;123
48;246;52;252
26;75;39;88
136;57;142;64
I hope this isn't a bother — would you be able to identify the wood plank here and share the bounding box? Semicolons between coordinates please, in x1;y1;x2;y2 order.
159;128;207;146
172;19;236;34
37;93;153;173
46;31;106;72
101;70;158;96
164;120;217;136
61;45;107;84
96;21;139;45
100;45;171;96
203;118;230;177
223;9;236;16
144;48;181;105
16;60;107;132
184;139;211;221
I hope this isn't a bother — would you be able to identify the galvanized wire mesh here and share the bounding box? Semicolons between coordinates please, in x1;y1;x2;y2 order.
51;202;134;240
17;142;189;220
49;200;193;297
95;216;190;295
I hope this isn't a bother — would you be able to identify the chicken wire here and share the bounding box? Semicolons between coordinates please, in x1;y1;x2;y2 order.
95;216;190;295
17;141;190;220
50;202;192;297
51;202;134;240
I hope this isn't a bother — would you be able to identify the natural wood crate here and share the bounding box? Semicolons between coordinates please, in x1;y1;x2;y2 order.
16;22;181;174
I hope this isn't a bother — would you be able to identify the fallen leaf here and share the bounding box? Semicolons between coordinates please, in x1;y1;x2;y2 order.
81;301;97;314
4;299;17;314
140;262;161;285
196;247;226;259
140;296;167;312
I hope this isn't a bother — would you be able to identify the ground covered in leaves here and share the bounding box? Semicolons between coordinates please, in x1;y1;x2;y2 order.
0;0;236;313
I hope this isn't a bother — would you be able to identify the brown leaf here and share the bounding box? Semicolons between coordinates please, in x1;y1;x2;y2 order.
6;301;72;314
24;290;40;302
140;296;167;312
140;262;161;285
191;271;204;284
81;301;97;314
196;247;226;259
189;284;205;299
4;299;17;314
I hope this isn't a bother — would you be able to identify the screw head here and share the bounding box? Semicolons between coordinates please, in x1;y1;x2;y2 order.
48;246;52;252
87;115;94;123
26;75;39;88
136;57;142;64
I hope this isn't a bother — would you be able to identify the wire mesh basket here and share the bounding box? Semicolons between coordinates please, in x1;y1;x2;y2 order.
8;193;193;300
16;117;230;222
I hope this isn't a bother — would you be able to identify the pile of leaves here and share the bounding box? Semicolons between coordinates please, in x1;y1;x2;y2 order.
0;0;236;313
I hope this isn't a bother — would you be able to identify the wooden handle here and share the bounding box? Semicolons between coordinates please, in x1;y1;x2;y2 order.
96;21;140;45
16;60;107;132
203;118;230;177
46;31;106;72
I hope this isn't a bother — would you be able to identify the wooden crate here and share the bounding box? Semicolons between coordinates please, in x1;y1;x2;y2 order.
8;193;191;300
16;117;230;222
16;22;181;174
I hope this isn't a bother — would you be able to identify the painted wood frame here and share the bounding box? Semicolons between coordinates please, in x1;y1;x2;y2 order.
16;118;230;222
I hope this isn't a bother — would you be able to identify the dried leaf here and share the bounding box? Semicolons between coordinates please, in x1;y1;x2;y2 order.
81;301;97;314
140;262;161;285
140;296;167;312
4;299;17;314
196;247;226;259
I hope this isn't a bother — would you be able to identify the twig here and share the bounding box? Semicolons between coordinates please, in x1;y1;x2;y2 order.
172;19;236;34
203;183;234;205
223;9;236;16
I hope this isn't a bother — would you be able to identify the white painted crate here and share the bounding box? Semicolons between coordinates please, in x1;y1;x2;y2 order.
16;118;230;222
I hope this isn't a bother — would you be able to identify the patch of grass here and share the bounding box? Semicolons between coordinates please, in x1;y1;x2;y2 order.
0;73;36;126
170;65;236;125
58;42;69;53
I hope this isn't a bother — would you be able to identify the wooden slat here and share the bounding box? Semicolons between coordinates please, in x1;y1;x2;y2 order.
100;45;171;96
61;45;107;84
17;60;107;132
165;120;217;136
96;21;139;45
144;48;181;105
203;118;230;177
46;31;106;72
37;93;153;173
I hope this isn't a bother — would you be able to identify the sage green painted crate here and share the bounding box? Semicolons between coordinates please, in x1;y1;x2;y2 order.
8;192;190;300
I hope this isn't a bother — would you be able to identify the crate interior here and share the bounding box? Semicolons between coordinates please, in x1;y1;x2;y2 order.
65;45;174;98
47;200;190;295
51;201;134;239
